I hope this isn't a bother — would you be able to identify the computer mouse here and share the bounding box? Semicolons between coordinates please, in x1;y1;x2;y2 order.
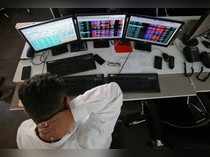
202;40;210;49
162;53;170;62
168;56;175;69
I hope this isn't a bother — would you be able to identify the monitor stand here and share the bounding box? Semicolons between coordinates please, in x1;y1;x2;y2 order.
182;34;199;47
93;40;110;48
26;46;35;58
134;41;152;52
51;44;68;56
70;41;88;52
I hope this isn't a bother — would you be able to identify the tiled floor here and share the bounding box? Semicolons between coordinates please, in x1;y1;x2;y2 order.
0;8;53;148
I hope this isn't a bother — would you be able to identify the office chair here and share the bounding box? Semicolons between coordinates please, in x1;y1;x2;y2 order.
111;100;165;149
111;101;149;149
154;95;210;150
0;8;9;18
112;95;210;149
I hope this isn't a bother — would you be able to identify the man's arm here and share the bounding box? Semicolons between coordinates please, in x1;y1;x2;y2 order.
70;82;123;124
70;82;123;148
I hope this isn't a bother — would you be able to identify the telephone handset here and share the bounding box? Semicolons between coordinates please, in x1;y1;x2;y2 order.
200;51;210;68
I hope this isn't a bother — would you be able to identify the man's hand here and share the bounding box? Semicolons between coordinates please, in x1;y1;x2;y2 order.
37;109;75;142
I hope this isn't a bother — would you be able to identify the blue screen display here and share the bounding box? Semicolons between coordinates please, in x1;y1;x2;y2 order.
20;18;77;51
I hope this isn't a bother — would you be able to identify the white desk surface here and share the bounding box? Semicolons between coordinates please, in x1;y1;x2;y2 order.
20;39;210;77
42;42;129;76
190;73;210;93
13;40;198;101
13;57;45;83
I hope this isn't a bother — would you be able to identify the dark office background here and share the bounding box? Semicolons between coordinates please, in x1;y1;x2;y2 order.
0;8;210;149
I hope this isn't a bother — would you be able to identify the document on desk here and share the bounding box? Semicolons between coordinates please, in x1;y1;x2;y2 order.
120;52;154;73
99;52;130;75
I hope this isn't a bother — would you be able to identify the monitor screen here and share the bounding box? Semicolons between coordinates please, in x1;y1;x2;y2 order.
190;13;210;39
19;17;78;51
126;16;183;46
77;15;126;40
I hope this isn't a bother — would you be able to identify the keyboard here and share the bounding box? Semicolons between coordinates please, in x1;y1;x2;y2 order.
63;74;105;95
107;73;160;92
47;54;96;76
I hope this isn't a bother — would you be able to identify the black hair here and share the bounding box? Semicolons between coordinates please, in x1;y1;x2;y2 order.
18;73;66;123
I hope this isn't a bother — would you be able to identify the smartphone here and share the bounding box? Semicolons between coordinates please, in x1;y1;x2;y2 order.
154;56;162;69
21;66;31;80
94;54;105;65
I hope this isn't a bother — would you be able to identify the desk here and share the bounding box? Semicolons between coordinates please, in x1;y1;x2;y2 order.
12;40;197;105
11;16;210;109
190;73;210;93
13;53;46;83
124;74;195;101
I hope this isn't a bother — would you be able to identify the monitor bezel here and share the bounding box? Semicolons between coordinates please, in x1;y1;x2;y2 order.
18;16;79;52
75;13;128;41
124;14;184;47
188;10;210;39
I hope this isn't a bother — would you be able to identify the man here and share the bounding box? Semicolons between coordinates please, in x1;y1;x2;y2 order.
17;74;123;149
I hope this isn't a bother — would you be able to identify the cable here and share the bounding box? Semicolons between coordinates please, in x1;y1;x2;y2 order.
31;51;49;65
110;40;115;45
190;96;205;113
118;52;132;73
161;118;209;129
41;51;50;74
39;53;46;62
197;94;208;113
184;62;194;77
164;8;169;17
156;8;159;17
31;57;43;65
173;40;183;52
173;41;196;77
196;67;210;82
162;96;210;129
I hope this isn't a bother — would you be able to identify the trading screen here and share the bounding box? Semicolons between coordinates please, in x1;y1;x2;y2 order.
126;16;182;45
20;18;77;51
77;15;126;40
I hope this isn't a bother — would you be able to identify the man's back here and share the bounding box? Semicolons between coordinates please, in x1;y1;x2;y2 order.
17;82;123;149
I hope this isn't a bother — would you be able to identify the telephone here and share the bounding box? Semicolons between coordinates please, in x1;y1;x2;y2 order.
183;46;200;63
200;51;210;68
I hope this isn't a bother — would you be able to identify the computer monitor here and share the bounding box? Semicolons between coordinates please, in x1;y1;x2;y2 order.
189;12;210;40
19;17;78;52
125;16;183;47
181;11;210;47
76;14;126;40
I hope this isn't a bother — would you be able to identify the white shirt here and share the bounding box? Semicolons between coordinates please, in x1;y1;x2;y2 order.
16;82;123;149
